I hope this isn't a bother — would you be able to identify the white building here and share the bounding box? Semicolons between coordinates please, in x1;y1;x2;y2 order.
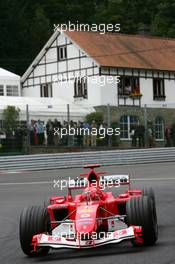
0;68;21;96
21;31;175;143
21;31;175;107
0;68;94;125
0;96;94;124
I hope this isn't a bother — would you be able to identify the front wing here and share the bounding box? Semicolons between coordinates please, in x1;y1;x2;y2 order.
32;226;142;250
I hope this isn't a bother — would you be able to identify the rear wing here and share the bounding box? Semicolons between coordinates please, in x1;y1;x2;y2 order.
68;174;130;190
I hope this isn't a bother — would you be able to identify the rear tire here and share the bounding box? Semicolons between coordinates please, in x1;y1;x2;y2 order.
19;205;50;257
126;196;158;246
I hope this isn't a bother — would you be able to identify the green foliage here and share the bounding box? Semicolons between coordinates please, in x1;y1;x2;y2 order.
0;0;174;75
29;7;51;57
86;112;103;125
3;106;20;134
151;0;175;37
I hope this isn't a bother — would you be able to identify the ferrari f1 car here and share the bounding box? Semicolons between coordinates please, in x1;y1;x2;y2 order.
19;164;158;256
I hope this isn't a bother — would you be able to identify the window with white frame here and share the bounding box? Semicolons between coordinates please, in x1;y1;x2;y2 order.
153;78;165;100
6;85;19;96
0;85;4;96
155;116;164;140
40;83;53;97
120;115;139;139
74;77;88;99
57;45;67;61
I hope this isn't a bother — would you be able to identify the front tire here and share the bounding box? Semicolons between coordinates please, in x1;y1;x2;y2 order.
19;205;50;257
126;196;158;246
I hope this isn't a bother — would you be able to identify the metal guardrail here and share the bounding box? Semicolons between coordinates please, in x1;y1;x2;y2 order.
0;147;175;172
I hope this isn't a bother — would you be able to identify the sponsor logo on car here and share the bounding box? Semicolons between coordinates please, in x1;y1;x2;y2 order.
48;236;61;242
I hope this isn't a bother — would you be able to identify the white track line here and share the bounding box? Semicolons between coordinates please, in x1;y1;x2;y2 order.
132;177;175;181
0;170;29;174
0;181;51;186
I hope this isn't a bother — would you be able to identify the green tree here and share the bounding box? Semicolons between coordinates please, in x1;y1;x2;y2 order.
3;106;20;135
151;0;175;37
29;6;51;59
98;0;159;33
86;112;103;125
0;0;175;76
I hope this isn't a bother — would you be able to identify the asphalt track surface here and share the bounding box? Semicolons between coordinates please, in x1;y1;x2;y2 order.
0;162;175;264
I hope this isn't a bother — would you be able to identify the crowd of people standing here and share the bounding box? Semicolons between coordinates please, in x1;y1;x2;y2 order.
29;119;104;147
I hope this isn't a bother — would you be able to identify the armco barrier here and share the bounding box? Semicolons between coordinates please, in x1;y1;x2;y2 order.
0;147;175;171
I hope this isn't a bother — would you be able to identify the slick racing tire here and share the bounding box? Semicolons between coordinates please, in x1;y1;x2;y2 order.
19;205;50;257
142;187;157;223
126;196;158;246
142;187;156;207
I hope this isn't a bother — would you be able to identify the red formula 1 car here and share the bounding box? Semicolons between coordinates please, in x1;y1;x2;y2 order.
19;164;158;257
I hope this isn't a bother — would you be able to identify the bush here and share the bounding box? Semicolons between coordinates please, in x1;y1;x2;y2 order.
3;106;20;136
85;112;103;125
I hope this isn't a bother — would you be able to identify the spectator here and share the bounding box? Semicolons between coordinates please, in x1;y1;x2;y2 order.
148;127;155;147
15;125;23;149
133;83;140;94
130;126;136;147
36;120;44;145
33;121;38;145
77;121;83;146
46;119;53;145
124;83;132;95
137;124;145;147
165;126;172;147
102;122;108;146
53;119;61;146
43;124;47;145
69;120;75;146
61;121;68;145
21;124;28;152
29;120;35;145
91;120;97;147
73;122;79;146
83;121;90;147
